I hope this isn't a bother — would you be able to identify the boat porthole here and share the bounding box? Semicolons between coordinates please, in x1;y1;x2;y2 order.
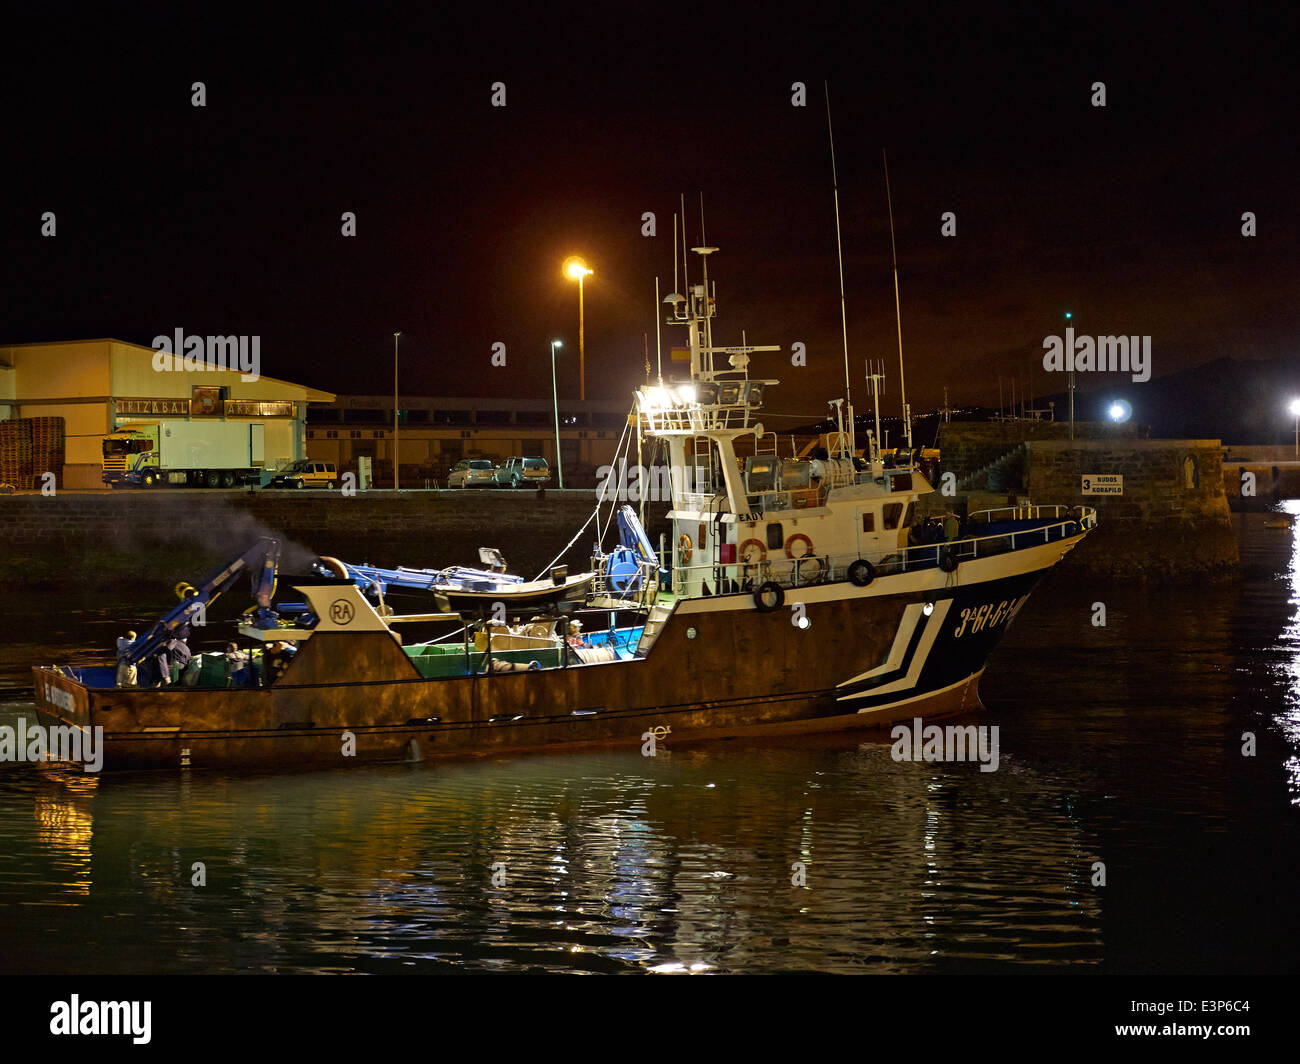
923;601;935;616
686;627;698;639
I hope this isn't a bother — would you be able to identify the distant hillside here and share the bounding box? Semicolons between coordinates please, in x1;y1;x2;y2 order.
787;358;1299;447
1027;358;1300;444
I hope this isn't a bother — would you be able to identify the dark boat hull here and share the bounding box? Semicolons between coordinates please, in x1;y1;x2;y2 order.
31;537;1072;771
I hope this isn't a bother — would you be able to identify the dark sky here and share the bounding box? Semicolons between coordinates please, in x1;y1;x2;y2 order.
4;7;1297;433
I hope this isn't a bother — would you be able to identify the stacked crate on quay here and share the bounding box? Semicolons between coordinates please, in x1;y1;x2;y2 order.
30;416;66;489
0;418;35;490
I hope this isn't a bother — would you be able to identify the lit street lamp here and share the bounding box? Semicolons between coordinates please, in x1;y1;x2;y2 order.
1290;397;1300;457
563;256;593;401
393;331;401;491
550;340;565;489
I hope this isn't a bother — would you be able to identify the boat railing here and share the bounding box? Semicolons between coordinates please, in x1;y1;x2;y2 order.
589;558;661;609
638;403;757;435
671;505;1096;594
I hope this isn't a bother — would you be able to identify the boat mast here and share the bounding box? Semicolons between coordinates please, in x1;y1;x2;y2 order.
825;83;855;460
883;149;913;453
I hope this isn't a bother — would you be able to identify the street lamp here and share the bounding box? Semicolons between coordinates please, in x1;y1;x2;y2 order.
1064;311;1074;440
393;331;401;491
563;256;593;401
550;340;565;489
1290;397;1300;457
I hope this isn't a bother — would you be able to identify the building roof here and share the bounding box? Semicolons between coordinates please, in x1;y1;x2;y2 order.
0;338;335;403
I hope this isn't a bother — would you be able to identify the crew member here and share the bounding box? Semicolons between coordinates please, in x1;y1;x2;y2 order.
263;641;294;685
115;630;138;688
224;642;251;687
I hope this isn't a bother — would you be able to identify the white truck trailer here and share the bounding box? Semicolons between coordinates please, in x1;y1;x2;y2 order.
102;421;269;487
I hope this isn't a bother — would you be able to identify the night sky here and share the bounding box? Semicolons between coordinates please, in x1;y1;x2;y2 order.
4;8;1297;433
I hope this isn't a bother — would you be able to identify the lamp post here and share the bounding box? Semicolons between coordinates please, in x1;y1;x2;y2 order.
1064;311;1074;441
1290;398;1300;458
393;331;401;491
550;340;565;489
563;257;593;401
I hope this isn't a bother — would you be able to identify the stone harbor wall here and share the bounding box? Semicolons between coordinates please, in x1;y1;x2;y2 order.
936;420;1141;487
0;436;1243;590
0;490;672;593
1024;439;1237;578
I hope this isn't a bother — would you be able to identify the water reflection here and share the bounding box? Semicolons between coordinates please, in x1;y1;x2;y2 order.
0;742;1107;974
1272;500;1300;800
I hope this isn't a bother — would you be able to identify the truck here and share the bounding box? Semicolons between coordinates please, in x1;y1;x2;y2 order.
102;421;268;488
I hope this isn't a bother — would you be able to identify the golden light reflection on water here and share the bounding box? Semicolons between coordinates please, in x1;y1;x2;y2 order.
31;768;98;897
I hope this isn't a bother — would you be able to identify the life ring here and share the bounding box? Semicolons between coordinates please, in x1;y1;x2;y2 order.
784;533;814;559
938;547;959;573
848;559;875;587
678;533;693;564
739;538;767;565
754;581;785;612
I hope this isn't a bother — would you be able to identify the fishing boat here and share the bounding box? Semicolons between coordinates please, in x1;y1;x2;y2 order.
31;242;1094;771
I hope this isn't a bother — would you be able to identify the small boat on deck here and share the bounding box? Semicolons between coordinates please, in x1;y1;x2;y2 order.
314;548;596;619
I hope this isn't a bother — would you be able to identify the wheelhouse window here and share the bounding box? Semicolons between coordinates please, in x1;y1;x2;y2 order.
766;523;784;551
883;503;904;530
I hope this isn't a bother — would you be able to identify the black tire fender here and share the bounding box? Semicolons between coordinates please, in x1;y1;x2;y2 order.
848;559;875;587
938;547;959;573
754;581;785;612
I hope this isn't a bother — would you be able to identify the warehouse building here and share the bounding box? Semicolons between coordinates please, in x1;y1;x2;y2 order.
0;339;335;489
307;395;631;487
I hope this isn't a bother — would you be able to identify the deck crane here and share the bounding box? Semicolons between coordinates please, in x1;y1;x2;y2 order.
121;537;282;666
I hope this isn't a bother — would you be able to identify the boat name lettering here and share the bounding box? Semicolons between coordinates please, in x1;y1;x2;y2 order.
953;596;1024;638
43;683;76;713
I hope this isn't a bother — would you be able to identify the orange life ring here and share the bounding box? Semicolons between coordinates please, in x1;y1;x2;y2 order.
785;532;814;559
739;538;767;565
678;533;693;564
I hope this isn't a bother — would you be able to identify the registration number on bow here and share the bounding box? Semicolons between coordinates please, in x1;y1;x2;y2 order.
953;595;1025;638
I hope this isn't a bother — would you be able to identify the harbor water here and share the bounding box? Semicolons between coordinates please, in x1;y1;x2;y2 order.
1;506;1297;974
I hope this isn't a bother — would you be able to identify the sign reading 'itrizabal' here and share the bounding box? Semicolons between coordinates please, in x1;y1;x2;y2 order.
1081;474;1123;495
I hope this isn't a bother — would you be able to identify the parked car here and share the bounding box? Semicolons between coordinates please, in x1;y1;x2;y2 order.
493;456;552;488
447;459;497;488
268;459;338;489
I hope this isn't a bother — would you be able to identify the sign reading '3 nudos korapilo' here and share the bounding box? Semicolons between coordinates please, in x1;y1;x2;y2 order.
1081;474;1123;495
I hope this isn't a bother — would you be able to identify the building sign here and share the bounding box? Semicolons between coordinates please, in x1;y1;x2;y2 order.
224;400;294;418
116;398;191;415
1081;474;1123;495
114;398;295;418
191;386;223;416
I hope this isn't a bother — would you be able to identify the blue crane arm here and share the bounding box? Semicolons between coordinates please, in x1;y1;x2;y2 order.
122;537;281;665
617;505;657;564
